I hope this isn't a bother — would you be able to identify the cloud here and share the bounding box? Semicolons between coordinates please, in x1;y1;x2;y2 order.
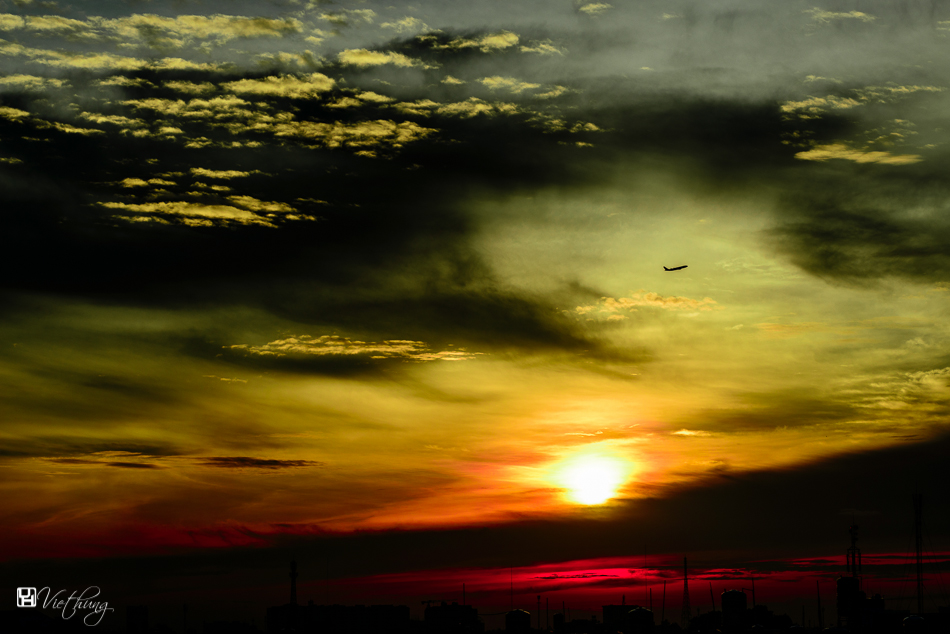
804;9;876;24
780;95;862;115
270;119;436;149
434;98;516;118
520;40;563;56
50;458;161;468
225;195;294;213
114;14;300;42
392;99;440;116
228;335;481;362
190;168;255;179
0;106;32;120
0;73;65;90
38;51;147;70
199;456;323;469
34;120;103;135
578;3;613;16
164;81;216;95
536;86;569;100
0;12;303;45
770;175;950;284
78;112;145;127
318;9;376;27
122;95;251;118
96;76;153;87
794;144;921;165
434;31;519;53
781;85;944;119
100;201;279;227
381;17;429;34
338;49;426;68
223;73;335;98
576;291;721;317
356;91;393;104
479;76;541;94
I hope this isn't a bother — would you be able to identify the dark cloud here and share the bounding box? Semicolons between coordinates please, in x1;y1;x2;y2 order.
682;388;862;433
0;438;181;459
770;170;950;285
199;456;324;469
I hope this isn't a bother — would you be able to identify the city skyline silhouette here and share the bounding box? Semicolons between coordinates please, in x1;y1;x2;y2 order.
3;0;950;632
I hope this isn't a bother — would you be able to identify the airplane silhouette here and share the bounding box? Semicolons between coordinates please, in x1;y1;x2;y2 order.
663;265;688;271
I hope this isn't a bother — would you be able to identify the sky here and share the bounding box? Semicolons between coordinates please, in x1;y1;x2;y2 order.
2;0;950;628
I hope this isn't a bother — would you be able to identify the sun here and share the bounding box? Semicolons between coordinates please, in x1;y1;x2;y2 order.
558;454;628;505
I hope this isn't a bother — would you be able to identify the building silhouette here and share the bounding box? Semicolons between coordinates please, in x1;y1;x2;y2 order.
503;609;530;633
424;601;482;634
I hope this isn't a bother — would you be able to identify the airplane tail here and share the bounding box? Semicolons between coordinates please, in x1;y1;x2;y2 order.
663;267;670;271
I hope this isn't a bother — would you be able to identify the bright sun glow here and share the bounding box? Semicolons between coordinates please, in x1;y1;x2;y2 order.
559;454;628;505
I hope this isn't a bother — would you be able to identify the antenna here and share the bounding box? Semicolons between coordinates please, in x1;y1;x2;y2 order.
847;524;862;578
816;580;823;630
914;492;924;615
661;580;666;623
510;567;513;611
463;583;466;606
751;576;756;607
290;561;298;606
681;558;691;628
709;582;715;612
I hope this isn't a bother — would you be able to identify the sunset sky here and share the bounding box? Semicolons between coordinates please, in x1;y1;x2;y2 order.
2;0;950;627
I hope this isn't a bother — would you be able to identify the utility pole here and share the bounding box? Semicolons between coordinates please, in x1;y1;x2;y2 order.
914;492;924;615
681;558;691;629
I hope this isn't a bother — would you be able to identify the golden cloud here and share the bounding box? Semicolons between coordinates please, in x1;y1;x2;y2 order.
0;73;65;90
380;16;429;33
338;49;425;68
270;119;435;149
479;76;541;93
576;291;722;316
579;3;613;15
794;144;922;165
229;335;481;362
804;8;876;24
223;73;335;98
101;200;276;227
435;31;519;52
190;167;256;179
